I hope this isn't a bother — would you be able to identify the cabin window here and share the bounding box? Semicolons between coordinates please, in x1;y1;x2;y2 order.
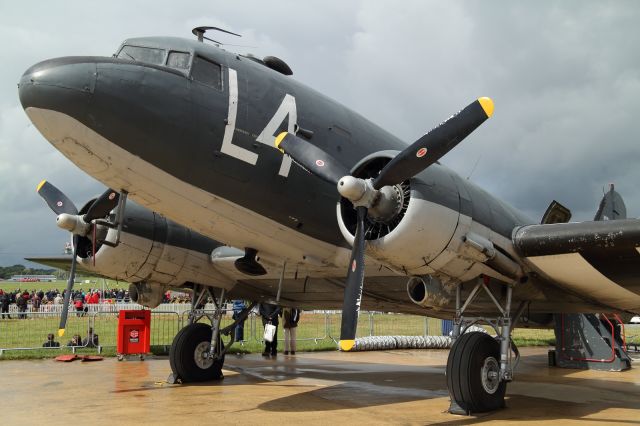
191;56;222;90
167;51;191;70
117;45;165;65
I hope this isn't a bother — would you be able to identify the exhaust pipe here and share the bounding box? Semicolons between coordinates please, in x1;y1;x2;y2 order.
407;275;452;308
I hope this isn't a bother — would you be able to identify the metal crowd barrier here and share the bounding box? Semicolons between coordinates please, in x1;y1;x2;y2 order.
0;306;445;356
5;302;198;315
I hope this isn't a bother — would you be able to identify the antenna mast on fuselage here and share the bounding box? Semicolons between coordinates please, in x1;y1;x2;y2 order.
191;26;242;46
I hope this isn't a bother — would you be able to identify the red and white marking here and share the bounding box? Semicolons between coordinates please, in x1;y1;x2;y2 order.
416;148;428;158
315;159;325;167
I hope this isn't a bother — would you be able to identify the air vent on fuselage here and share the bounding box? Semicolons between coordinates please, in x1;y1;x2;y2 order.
240;54;293;76
263;56;293;75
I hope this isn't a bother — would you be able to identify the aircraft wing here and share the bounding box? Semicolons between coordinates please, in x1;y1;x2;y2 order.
24;256;110;279
512;219;640;311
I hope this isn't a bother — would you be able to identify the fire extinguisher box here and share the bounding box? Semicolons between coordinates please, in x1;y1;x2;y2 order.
117;310;151;355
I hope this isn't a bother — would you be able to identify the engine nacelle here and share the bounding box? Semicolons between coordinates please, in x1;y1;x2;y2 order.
128;282;166;309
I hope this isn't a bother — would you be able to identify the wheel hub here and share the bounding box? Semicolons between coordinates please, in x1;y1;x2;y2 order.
194;341;214;369
481;356;500;394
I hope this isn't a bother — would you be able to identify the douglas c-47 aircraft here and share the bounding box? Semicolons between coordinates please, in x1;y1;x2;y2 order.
18;27;640;414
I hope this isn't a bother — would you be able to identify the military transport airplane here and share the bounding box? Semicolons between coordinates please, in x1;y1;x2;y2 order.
18;27;640;414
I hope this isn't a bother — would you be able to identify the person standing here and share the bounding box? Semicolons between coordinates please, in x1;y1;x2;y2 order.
0;290;10;319
259;302;281;357
232;300;246;342
16;291;28;319
282;307;301;355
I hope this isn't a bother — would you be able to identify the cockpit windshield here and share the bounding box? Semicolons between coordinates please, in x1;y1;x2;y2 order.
116;45;192;73
116;45;165;65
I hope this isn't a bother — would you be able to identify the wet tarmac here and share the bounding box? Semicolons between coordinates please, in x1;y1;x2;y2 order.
1;347;639;425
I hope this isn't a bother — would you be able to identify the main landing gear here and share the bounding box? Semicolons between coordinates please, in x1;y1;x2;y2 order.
446;277;527;415
168;284;255;384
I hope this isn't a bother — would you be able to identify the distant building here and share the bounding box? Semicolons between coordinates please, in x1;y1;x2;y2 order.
9;275;57;282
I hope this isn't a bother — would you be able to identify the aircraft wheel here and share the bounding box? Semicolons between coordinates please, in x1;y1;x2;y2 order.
446;331;506;414
169;323;224;383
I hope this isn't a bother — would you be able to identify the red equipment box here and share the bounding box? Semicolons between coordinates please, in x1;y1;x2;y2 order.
117;310;151;356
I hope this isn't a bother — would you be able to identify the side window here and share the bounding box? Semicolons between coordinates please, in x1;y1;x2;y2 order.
191;56;222;90
167;51;190;70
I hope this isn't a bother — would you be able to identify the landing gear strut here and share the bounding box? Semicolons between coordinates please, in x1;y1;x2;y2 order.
168;284;255;384
446;277;527;415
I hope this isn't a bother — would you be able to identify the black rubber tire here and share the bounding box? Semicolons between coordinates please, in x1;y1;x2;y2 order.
446;332;507;413
169;323;224;383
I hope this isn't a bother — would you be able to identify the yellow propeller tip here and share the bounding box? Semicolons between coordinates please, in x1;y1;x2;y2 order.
36;180;47;192
478;97;494;118
274;131;288;153
339;339;355;352
58;329;66;337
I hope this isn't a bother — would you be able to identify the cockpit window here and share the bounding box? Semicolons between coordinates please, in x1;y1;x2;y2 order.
167;51;190;70
117;45;165;65
191;56;222;90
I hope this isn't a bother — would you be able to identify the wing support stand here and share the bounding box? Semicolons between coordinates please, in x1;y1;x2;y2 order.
448;276;527;414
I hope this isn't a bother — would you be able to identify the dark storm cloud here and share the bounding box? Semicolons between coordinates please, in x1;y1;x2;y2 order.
0;1;638;265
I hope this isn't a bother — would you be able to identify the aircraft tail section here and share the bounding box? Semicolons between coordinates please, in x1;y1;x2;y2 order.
594;184;626;221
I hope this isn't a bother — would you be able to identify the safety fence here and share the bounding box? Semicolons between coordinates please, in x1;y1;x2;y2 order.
4;302;200;315
0;307;445;356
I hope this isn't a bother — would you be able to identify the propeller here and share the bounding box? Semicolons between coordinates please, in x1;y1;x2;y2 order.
275;97;494;351
83;188;120;222
36;180;120;336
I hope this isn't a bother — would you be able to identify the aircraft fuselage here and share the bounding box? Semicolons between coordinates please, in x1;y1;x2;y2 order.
19;36;533;285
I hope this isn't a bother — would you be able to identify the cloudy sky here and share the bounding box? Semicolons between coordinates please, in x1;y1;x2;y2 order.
1;1;638;266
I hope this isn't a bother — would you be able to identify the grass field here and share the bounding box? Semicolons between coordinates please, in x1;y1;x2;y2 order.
1;277;637;360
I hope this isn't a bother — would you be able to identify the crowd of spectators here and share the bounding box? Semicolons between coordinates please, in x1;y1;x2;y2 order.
0;287;192;318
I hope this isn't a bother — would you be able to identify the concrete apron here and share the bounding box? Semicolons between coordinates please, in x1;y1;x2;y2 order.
1;347;638;425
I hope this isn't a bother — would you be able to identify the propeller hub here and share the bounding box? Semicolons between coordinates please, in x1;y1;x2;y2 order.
337;176;366;201
338;176;379;209
56;213;90;236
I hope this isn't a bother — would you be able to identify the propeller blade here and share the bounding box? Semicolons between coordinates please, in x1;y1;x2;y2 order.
58;235;79;337
83;188;119;222
275;132;350;185
373;97;494;189
339;206;367;351
36;180;78;216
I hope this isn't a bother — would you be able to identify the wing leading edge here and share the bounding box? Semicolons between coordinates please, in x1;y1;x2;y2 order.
512;219;640;312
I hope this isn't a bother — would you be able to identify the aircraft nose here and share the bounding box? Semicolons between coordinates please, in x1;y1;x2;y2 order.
19;57;96;113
